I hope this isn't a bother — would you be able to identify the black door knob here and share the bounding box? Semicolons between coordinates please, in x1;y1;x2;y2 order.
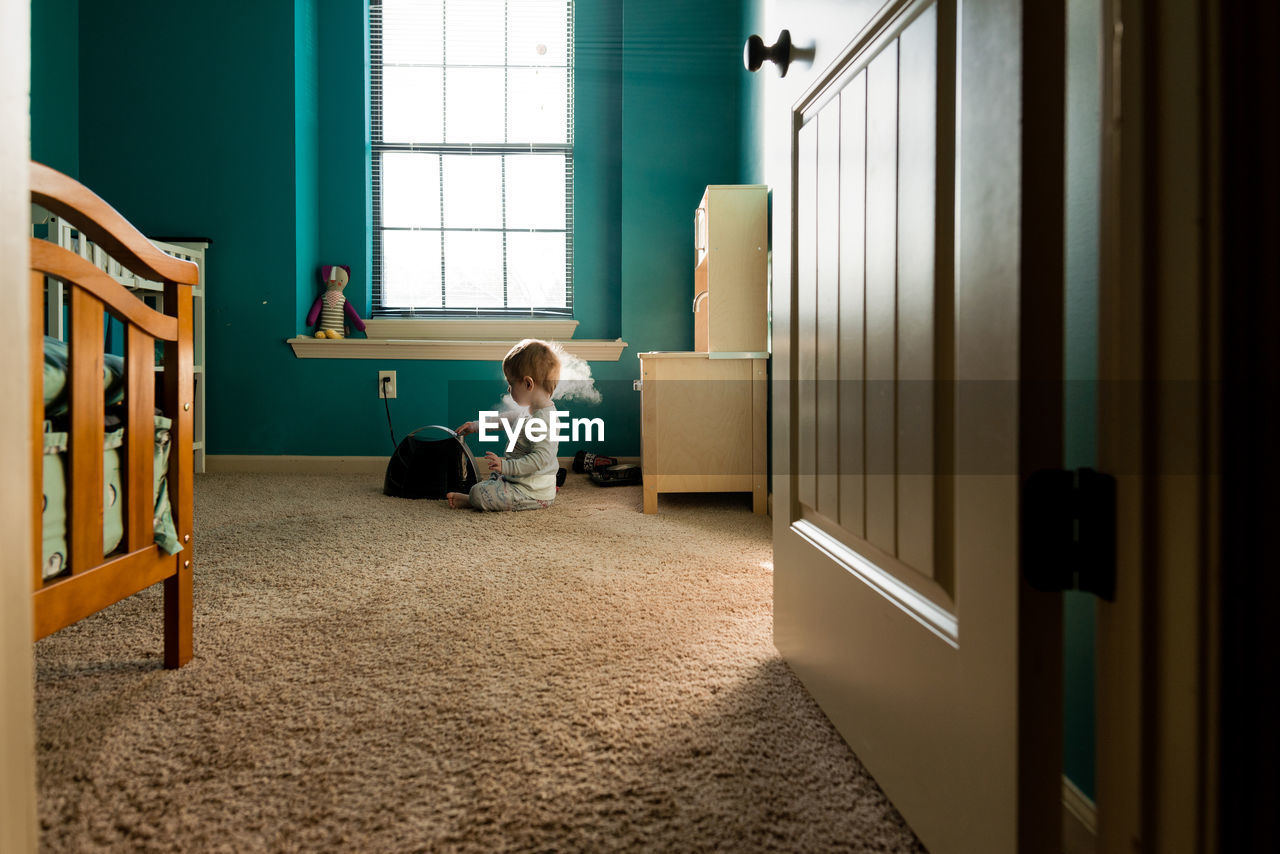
744;30;793;77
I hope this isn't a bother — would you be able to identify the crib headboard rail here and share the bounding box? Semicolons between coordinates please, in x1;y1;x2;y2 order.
30;241;179;341
29;162;198;288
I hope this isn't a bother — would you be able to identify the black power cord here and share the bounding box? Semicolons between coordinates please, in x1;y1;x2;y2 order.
382;376;397;448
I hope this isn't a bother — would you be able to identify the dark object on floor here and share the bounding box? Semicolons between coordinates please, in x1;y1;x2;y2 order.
589;463;642;487
573;450;618;473
557;467;567;487
384;426;479;499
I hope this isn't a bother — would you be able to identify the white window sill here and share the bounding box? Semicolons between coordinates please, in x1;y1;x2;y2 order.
286;337;627;361
288;317;627;361
363;317;581;340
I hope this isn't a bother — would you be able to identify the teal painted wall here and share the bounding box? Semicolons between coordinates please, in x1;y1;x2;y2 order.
620;0;744;356
296;0;320;331
75;1;503;457
572;0;623;340
316;0;372;321
78;1;310;455
1064;0;1101;801
588;0;749;454
739;0;766;186
30;0;79;177
60;0;751;459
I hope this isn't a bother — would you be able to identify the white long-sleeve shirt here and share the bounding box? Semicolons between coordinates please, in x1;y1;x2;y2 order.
501;405;558;500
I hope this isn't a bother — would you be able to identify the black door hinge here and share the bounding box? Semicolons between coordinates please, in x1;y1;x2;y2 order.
1022;467;1116;601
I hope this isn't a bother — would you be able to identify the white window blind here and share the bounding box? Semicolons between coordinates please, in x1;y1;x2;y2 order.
371;0;574;317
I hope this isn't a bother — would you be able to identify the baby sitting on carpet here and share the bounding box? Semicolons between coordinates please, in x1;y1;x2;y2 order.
447;339;560;512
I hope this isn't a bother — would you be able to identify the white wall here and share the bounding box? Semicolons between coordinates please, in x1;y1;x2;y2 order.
0;0;37;849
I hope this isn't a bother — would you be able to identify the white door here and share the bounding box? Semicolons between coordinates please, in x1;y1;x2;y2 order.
767;1;1066;851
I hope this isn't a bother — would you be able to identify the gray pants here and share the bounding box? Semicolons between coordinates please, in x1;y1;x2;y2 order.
468;474;552;511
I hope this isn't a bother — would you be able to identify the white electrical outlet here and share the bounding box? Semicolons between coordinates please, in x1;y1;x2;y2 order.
378;370;397;399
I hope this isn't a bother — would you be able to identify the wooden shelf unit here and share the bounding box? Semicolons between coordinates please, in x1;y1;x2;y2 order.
639;352;768;515
693;184;768;355
638;184;771;515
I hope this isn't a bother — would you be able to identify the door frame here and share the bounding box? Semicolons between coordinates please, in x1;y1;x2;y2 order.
0;0;38;849
1095;0;1225;850
1216;2;1280;852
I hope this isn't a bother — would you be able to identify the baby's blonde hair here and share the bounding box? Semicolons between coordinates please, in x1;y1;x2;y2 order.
503;339;561;394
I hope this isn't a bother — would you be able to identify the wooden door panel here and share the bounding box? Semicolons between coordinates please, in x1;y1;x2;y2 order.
796;121;818;511
837;78;867;540
815;101;842;522
796;14;942;591
772;0;1064;850
895;5;938;579
863;45;899;558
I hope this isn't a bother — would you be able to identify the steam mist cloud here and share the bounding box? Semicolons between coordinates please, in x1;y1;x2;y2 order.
551;343;603;405
492;340;602;419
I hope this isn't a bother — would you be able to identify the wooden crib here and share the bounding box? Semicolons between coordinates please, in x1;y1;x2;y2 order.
29;162;196;668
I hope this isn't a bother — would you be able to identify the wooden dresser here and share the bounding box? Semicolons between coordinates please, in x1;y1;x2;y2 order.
639;352;768;514
640;185;769;514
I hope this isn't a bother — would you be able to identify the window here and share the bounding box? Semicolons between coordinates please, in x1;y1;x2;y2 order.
371;0;573;317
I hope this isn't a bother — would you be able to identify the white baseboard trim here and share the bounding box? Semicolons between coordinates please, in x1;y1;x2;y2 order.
205;455;387;474
204;455;641;476
1062;775;1097;854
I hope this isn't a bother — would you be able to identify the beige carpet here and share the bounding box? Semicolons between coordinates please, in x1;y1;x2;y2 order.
35;473;924;852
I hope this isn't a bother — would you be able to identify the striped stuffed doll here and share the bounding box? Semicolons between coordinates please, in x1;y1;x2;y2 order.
307;264;366;339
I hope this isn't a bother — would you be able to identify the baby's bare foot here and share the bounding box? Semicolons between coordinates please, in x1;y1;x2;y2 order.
446;492;470;509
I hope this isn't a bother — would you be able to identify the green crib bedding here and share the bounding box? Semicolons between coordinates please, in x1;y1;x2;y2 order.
42;336;126;415
41;335;182;582
41;416;182;581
